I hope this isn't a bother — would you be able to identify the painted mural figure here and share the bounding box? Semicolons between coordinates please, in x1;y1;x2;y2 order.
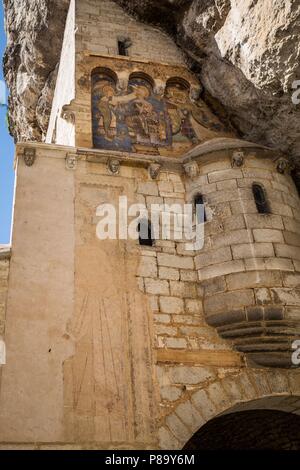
92;72;226;154
124;79;171;147
165;83;226;144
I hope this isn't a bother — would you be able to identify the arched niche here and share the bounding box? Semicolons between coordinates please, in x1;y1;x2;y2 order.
128;71;155;91
166;76;191;92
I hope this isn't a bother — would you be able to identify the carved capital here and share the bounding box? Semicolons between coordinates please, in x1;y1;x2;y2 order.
61;107;75;124
190;85;202;102
232;151;245;168
66;153;78;170
184;161;199;179
108;158;120;175
276;157;292;174
149;163;161;180
23;148;36;167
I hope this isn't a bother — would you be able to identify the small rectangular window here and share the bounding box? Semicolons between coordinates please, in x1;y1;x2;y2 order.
118;39;130;56
194;194;207;223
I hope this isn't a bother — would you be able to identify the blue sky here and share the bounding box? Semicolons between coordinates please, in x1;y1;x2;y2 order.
0;0;15;245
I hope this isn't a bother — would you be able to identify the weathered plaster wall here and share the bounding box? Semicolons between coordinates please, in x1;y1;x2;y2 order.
0;150;75;443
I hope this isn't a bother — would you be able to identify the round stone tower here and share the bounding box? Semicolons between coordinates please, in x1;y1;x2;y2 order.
185;143;300;368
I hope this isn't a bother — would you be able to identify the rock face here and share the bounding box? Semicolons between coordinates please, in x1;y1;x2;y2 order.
3;0;300;164
3;0;69;141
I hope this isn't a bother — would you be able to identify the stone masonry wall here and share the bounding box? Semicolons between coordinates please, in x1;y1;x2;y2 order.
1;143;300;449
191;152;300;312
189;150;300;365
134;148;300;447
76;0;185;65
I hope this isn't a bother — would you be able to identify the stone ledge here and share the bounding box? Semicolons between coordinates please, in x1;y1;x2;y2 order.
156;348;243;367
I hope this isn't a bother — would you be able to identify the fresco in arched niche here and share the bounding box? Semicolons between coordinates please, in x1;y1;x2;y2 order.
165;81;226;145
92;71;227;155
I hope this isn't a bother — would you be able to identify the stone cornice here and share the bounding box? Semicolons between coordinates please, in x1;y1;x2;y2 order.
16;137;279;170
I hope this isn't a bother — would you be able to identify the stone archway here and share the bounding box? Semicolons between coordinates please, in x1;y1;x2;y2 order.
158;369;300;449
184;409;300;450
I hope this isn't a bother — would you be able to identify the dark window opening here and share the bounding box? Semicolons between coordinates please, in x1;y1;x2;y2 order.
194;194;207;223
252;183;270;214
138;219;154;247
291;169;300;197
118;38;131;56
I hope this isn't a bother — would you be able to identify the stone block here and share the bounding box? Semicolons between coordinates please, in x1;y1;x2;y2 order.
232;243;274;259
242;168;273;180
283;231;300;247
223;215;246;232
137;181;159;196
255;288;272;305
275;244;300;261
158;181;174;194
208;168;243;183
180;270;198;282
267;371;289;394
271;288;300;306
155;325;177;336
145;278;169;295
230;199;258;215
149;296;159;312
198;260;245;282
253;229;284;243
271;202;293;218
170;366;214;385
244;214;284;230
226;270;282;290
160;386;183;402
157;253;194;270
204;290;255;315
283;273;300;288
195;246;232;269
165;337;187;349
154;314;171;324
160;296;184;314
265;258;294;271
202;276;227;295
173;182;185;193
158;427;180;450
216;179;238;191
176;243;195;257
159;267;180;281
244;258;266;271
191;389;217;420
283;217;300;234
138;256;157;278
172;315;203;325
169;281;198;298
185;299;203;315
165;413;190;443
175;402;205;433
211;229;253;249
